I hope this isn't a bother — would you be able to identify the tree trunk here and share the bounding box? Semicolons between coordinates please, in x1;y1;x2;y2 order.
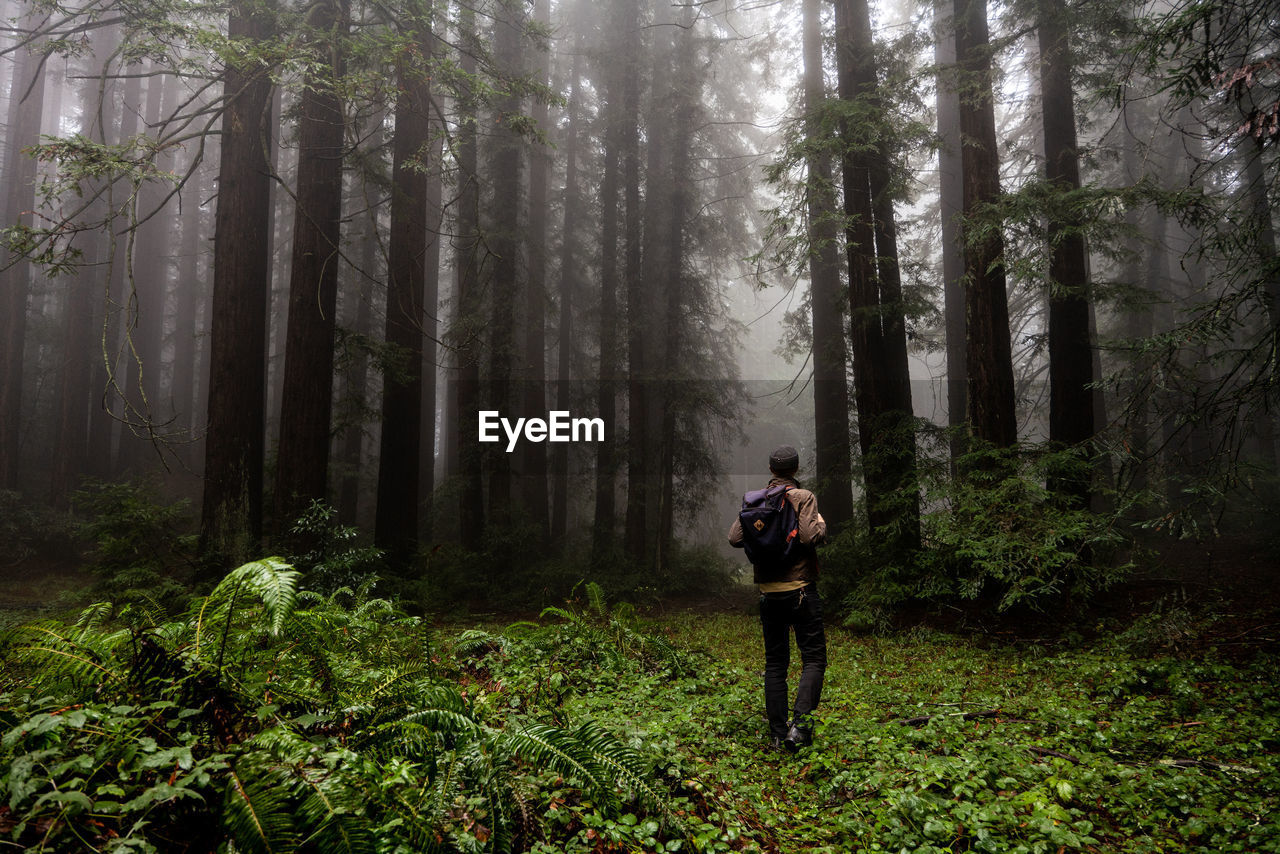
802;0;854;532
935;0;967;467
417;125;444;539
553;29;585;547
275;0;349;528
834;0;920;546
170;154;208;470
0;27;46;490
520;0;552;543
453;3;485;550
337;133;381;526
953;0;1017;447
84;64;136;480
199;0;277;568
375;0;432;562
623;0;649;563
592;7;624;561
1038;0;1095;503
655;2;698;570
119;67;173;473
486;0;524;527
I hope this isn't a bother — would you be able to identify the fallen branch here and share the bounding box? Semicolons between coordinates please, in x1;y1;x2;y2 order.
894;709;1000;727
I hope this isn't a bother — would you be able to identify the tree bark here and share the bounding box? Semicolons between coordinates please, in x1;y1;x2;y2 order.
935;0;968;467
592;5;624;561
376;0;432;561
119;67;173;473
802;0;854;532
275;0;348;528
170;153;208;470
82;63;136;480
486;0;524;527
954;0;1017;447
453;3;485;550
623;0;649;563
520;0;552;543
199;0;277;568
553;27;585;547
0;26;47;490
1038;0;1096;502
834;0;920;545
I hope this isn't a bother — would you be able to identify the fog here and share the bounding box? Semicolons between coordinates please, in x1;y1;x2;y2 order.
2;0;1276;583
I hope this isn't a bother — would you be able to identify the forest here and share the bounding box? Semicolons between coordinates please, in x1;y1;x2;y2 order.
1;0;1279;850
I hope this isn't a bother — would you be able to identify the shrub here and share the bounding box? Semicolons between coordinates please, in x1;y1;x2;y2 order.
71;479;195;614
0;560;678;853
835;440;1134;628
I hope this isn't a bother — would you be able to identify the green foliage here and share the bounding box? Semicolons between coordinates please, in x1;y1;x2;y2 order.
283;500;384;592
417;530;741;613
0;490;77;565
71;479;195;615
830;437;1134;627
539;582;691;676
562;613;1280;854
0;560;679;852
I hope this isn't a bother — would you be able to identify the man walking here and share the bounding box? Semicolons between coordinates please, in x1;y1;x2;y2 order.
728;445;828;752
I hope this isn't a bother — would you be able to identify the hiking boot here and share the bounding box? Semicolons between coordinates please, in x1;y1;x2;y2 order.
783;724;812;751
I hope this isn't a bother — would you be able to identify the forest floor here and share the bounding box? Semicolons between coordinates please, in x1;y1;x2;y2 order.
465;604;1279;853
2;533;1278;852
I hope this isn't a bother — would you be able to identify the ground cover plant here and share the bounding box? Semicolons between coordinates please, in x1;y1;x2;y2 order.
3;572;1278;852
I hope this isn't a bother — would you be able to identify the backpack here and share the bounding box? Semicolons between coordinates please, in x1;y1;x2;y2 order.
738;485;799;570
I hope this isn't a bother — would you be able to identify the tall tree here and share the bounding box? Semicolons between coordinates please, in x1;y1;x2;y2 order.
84;68;140;480
552;19;586;546
520;0;552;542
119;68;174;473
833;0;920;544
274;0;350;525
376;0;433;560
952;0;1017;447
621;0;646;562
654;1;698;568
935;0;967;466
453;1;485;550
200;0;278;566
169;153;209;469
592;2;624;560
1037;0;1096;498
0;18;47;490
801;0;854;532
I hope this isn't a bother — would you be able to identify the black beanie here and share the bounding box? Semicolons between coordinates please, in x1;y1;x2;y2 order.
768;445;799;474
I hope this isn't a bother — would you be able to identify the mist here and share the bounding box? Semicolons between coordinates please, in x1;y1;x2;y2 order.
1;0;1276;601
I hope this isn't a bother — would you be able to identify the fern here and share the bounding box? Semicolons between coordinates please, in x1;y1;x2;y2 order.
224;763;298;854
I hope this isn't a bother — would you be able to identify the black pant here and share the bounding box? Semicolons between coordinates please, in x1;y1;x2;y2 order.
760;585;827;740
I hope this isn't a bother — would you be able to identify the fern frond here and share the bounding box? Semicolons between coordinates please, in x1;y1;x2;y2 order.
586;581;607;617
224;764;298;854
73;601;114;630
244;557;300;636
295;763;375;854
454;629;510;659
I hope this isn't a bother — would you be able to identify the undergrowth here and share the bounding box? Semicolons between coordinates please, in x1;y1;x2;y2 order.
3;569;1277;853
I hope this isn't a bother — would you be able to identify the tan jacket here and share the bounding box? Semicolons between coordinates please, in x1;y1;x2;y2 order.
728;476;826;584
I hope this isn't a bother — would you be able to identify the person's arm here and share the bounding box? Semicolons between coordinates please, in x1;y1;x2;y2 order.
791;490;827;546
728;517;744;547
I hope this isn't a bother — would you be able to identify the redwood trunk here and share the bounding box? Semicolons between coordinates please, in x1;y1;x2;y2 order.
199;0;277;567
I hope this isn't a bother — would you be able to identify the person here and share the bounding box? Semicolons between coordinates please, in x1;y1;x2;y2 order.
728;445;828;753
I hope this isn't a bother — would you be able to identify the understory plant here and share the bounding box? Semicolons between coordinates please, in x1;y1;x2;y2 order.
834;438;1135;629
0;560;675;852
